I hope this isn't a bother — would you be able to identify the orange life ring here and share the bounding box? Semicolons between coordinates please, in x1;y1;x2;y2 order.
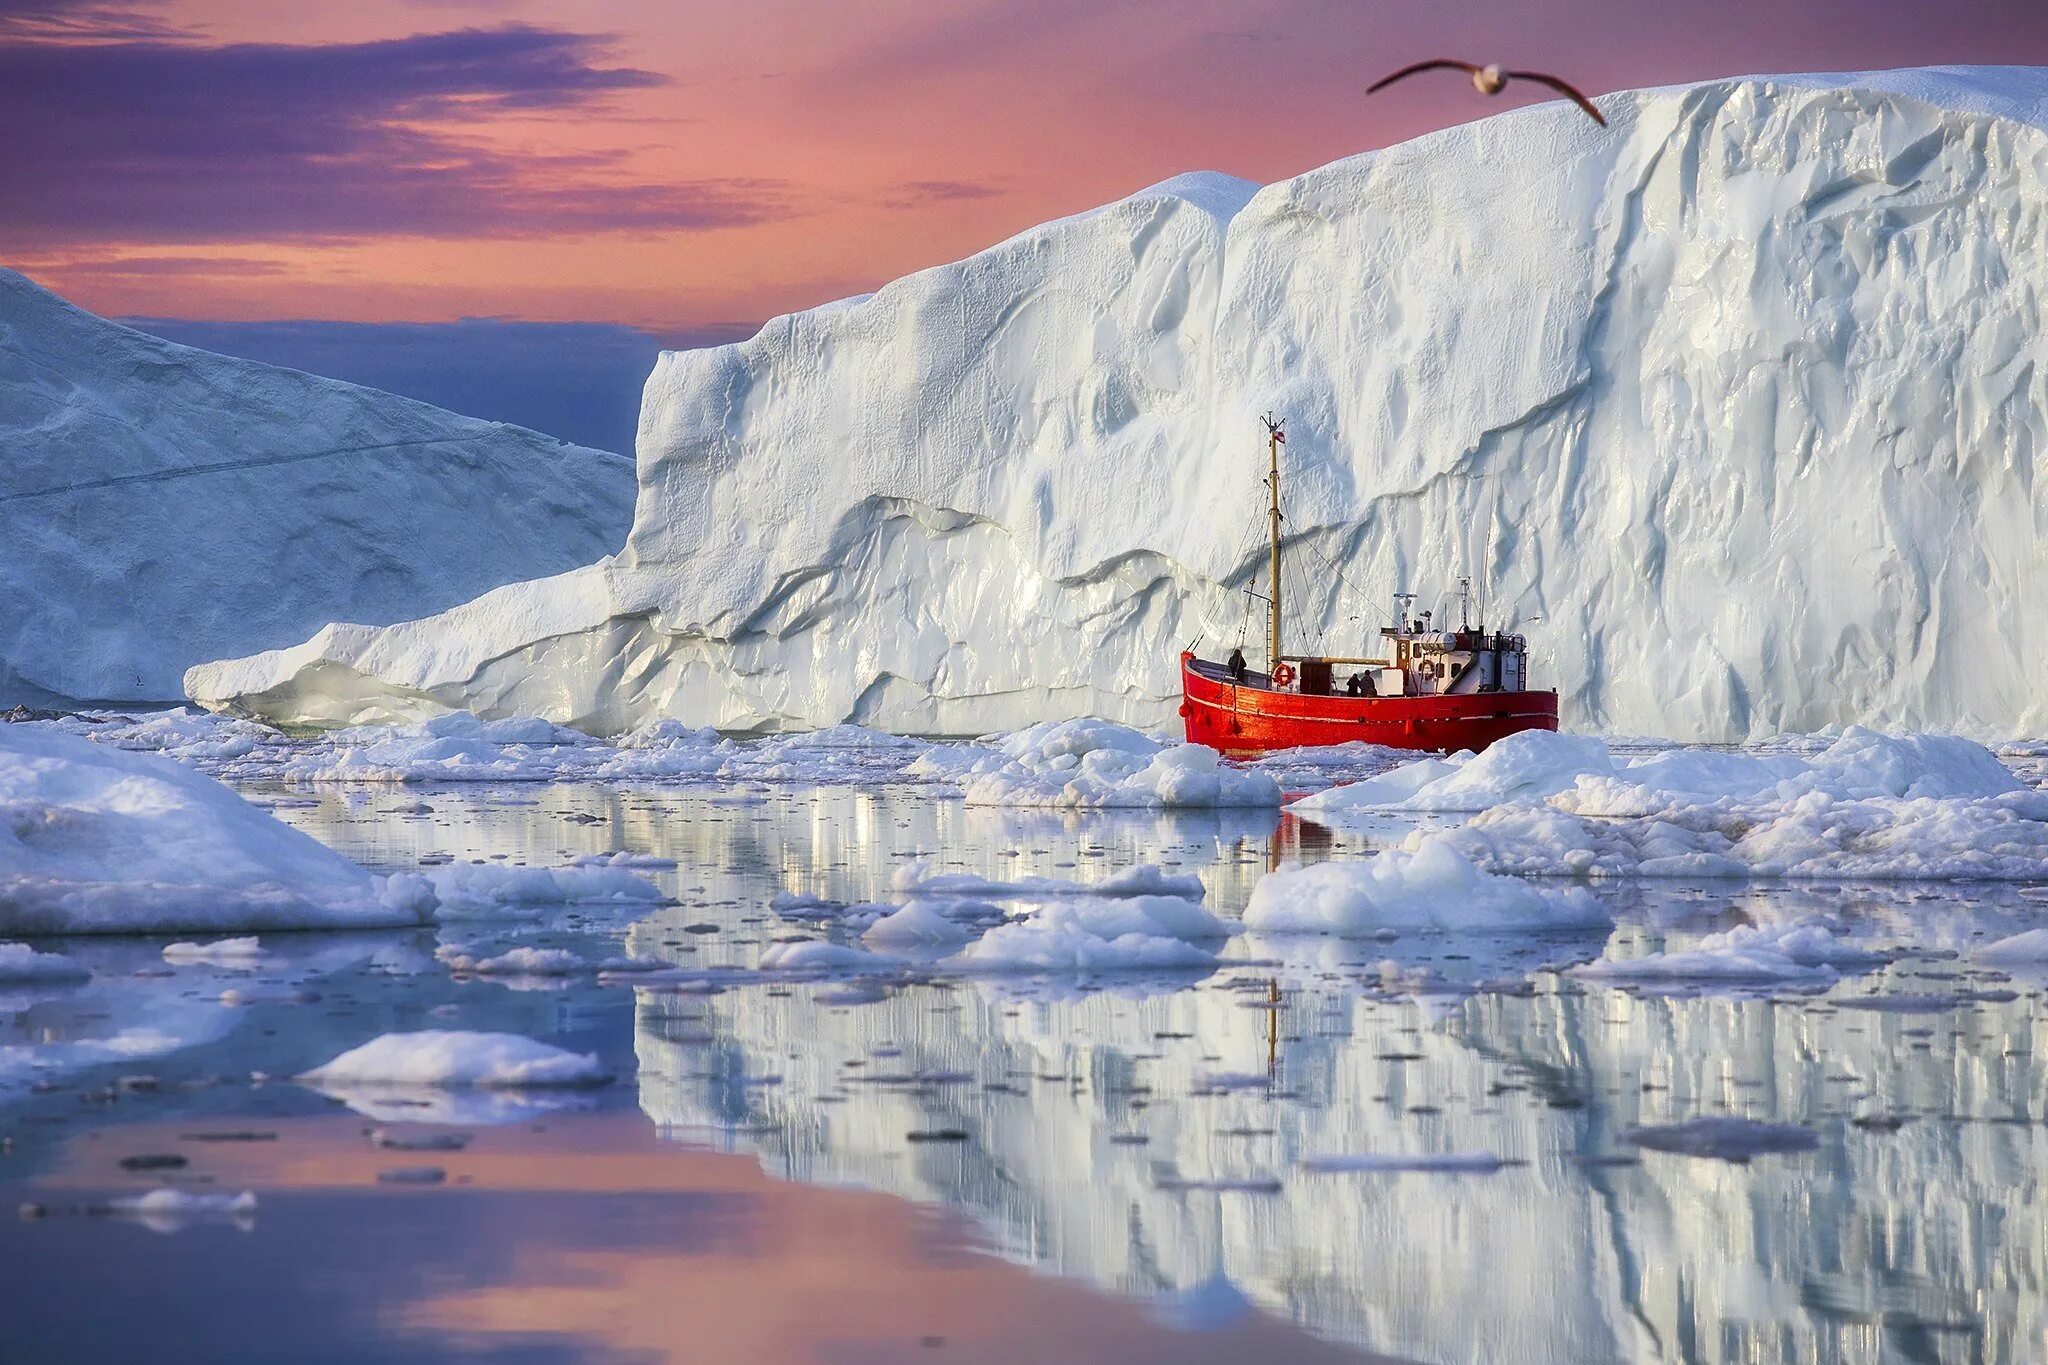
1272;662;1296;687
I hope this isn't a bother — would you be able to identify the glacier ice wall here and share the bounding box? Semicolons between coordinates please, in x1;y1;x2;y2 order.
0;269;635;704
191;68;2048;739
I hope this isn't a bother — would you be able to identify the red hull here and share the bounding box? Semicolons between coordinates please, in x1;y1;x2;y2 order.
1179;651;1557;756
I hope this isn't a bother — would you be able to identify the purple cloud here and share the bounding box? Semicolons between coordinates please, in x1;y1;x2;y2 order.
0;24;790;246
0;0;191;43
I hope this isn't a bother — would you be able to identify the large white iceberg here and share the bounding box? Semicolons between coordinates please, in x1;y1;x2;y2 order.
191;68;2048;741
0;268;634;705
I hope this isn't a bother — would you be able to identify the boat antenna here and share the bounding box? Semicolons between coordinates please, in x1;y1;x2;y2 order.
1261;414;1285;674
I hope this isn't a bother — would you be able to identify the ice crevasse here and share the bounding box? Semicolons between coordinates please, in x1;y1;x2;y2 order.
191;67;2048;741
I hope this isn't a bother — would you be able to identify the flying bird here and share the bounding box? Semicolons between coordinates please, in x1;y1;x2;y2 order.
1367;60;1606;126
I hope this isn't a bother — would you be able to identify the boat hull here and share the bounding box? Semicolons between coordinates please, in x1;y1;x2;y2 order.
1179;651;1558;756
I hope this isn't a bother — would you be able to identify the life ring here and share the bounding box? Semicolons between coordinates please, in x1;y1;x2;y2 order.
1272;662;1296;687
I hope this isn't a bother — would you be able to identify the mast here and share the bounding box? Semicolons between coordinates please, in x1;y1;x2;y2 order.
1263;415;1284;672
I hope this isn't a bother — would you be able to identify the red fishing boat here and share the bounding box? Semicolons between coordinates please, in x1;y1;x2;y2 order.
1181;417;1558;756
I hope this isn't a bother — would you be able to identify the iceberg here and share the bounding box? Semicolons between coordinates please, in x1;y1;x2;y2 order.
190;68;2048;742
0;268;634;706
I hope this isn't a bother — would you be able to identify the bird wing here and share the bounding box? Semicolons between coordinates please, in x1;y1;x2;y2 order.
1367;58;1480;93
1504;70;1606;125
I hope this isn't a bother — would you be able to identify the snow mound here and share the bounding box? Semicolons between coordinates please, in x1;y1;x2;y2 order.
299;1030;611;1088
190;68;2048;742
424;862;664;920
1241;842;1608;936
0;724;429;934
0;269;633;707
955;720;1280;808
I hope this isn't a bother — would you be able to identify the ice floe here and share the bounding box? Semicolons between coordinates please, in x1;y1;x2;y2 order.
161;936;268;967
944;894;1231;974
944;720;1281;809
0;724;430;934
0;941;89;983
1300;728;2048;883
1242;842;1608;936
300;1030;611;1089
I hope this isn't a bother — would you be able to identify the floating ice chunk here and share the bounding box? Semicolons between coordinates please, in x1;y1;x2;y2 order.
425;862;664;920
0;942;88;983
437;945;588;976
945;895;1229;974
861;901;975;947
106;1187;258;1231
1444;785;2048;881
162;936;266;966
1242;842;1608;935
0;724;428;934
1973;929;2048;964
956;719;1280;808
300;1030;611;1089
568;851;679;870
1300;1152;1511;1174
756;940;895;973
892;858;1205;900
1622;1118;1820;1161
1569;918;1886;986
1295;733;1612;815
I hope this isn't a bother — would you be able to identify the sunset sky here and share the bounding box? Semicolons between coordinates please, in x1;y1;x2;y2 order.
6;0;2047;447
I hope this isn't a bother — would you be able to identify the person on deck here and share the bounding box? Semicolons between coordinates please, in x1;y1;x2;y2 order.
1227;647;1246;681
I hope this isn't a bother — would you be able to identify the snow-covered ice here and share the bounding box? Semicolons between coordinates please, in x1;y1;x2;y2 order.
944;894;1232;974
299;1030;611;1088
1242;841;1609;936
1302;728;2048;883
161;936;267;967
0;269;633;707
190;68;2048;743
948;721;1281;809
0;723;429;934
0;941;89;983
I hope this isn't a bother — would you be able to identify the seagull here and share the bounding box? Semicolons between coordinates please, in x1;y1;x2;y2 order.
1367;60;1606;126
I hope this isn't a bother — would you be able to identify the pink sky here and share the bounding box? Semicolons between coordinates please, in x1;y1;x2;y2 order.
6;0;2046;328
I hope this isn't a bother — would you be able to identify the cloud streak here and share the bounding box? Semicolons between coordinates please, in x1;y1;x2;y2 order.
0;24;789;246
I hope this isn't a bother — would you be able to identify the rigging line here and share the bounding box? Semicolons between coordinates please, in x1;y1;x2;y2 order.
1279;512;1389;634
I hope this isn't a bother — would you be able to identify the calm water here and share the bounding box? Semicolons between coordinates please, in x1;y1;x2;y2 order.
5;777;2046;1363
